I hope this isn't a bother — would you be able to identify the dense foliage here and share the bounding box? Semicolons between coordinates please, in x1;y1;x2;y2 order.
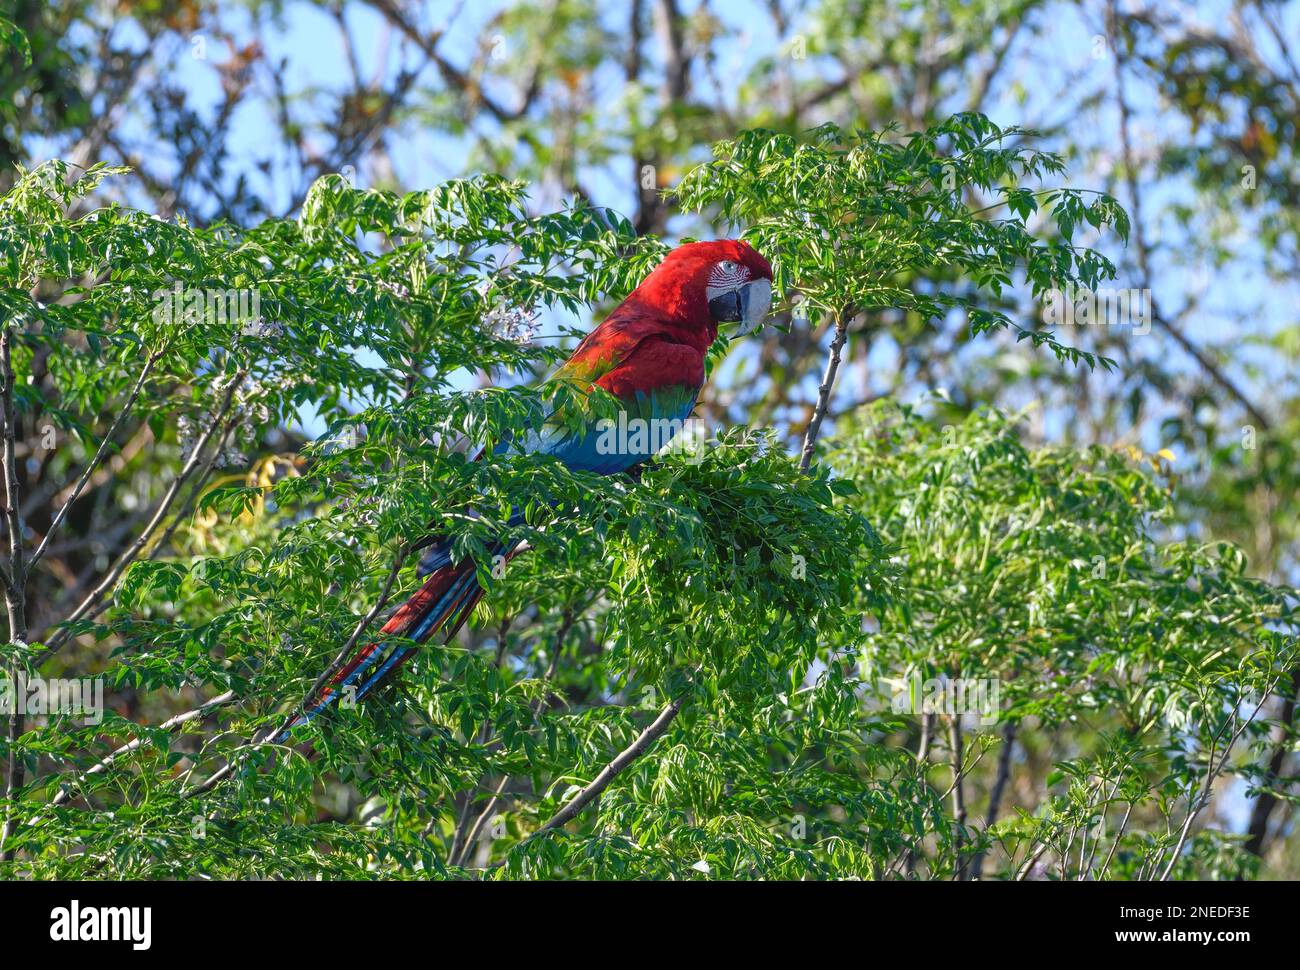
2;97;1296;878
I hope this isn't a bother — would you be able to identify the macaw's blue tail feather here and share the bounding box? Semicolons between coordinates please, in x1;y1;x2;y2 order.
273;543;507;744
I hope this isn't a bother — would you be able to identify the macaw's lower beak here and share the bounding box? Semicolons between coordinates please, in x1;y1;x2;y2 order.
711;278;773;337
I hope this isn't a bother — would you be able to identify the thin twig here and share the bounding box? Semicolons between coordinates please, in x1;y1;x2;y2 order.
145;416;240;560
51;690;237;807
1158;686;1275;881
799;313;851;471
1014;838;1051;881
29;349;163;571
34;371;247;665
1080;777;1122;880
1096;800;1134;880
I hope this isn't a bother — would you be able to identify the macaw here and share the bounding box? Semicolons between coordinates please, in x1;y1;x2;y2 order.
272;239;773;742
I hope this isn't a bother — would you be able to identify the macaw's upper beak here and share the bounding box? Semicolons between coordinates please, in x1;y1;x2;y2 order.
710;278;773;337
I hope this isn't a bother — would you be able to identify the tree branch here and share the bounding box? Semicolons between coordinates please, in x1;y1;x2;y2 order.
51;690;237;807
451;606;573;867
969;720;1016;880
1108;2;1271;433
799;313;851;471
182;543;413;800
28;349;163;571
1158;685;1276;881
1;325;30;861
949;714;968;879
1244;666;1300;858
33;371;246;666
532;695;685;837
366;0;538;123
267;543;410;744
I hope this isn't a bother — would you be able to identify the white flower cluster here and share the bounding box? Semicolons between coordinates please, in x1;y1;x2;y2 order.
176;374;278;469
241;317;284;339
475;278;539;345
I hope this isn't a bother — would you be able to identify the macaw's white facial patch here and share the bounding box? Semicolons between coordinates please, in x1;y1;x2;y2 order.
707;260;770;334
706;259;749;300
740;278;772;334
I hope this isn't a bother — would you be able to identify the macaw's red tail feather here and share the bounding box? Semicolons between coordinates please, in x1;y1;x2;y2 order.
272;549;498;744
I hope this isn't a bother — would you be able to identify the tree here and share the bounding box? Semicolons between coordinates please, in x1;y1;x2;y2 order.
2;83;1296;876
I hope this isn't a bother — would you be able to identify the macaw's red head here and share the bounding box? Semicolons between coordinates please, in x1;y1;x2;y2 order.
625;239;773;344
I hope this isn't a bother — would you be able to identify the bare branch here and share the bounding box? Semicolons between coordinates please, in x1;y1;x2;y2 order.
33;371;246;666
51;690;237;807
531;695;685;838
1;325;30;861
29;349;163;571
799;313;851;472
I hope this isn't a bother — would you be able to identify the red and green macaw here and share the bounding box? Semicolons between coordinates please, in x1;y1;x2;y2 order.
274;240;773;741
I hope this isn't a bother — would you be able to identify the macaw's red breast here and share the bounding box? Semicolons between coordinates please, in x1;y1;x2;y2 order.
556;310;706;401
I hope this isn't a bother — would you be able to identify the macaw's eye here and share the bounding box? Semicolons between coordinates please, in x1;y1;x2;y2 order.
710;259;746;286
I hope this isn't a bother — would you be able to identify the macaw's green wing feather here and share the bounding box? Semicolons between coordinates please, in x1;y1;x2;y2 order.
518;309;707;474
549;310;656;386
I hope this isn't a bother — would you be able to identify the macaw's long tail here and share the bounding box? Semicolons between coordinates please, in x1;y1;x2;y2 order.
270;543;508;745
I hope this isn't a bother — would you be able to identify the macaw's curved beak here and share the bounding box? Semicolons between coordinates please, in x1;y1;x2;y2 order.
710;278;773;337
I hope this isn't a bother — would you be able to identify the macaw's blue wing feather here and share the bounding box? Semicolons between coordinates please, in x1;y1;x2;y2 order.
414;383;698;576
517;384;700;475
